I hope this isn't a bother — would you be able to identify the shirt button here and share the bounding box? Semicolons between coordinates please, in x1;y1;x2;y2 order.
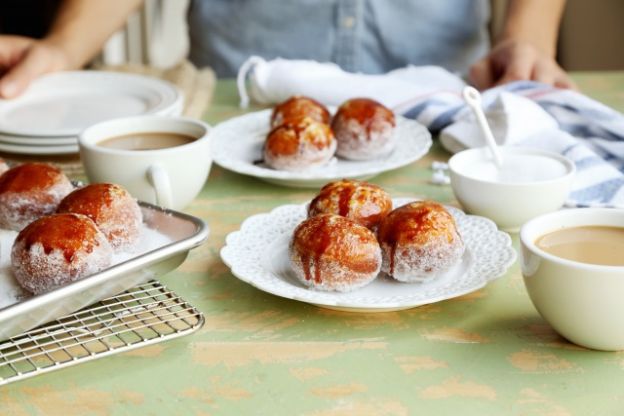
342;16;355;29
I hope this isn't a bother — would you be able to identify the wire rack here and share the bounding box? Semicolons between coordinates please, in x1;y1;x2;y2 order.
0;280;204;386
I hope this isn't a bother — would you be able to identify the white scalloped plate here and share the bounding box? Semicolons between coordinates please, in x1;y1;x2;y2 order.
211;110;432;188
220;198;517;312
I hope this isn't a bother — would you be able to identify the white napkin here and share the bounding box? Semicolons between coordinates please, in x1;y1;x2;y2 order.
237;56;465;109
439;92;559;153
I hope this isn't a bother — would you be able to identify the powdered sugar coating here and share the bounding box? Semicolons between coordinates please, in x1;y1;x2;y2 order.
378;201;465;283
0;164;73;231
332;98;396;160
58;183;143;252
289;214;381;292
11;214;113;294
380;233;465;283
334;118;395;160
264;118;336;171
0;229;21;308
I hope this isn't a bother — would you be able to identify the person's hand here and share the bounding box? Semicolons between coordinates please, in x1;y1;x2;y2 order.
0;35;71;99
469;38;576;90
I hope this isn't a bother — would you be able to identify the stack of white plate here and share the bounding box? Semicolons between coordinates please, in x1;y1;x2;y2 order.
0;71;183;155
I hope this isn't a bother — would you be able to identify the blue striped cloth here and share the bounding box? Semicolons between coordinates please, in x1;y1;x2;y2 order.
399;81;624;208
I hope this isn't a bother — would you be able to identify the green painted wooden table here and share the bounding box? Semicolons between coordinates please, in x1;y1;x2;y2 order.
3;73;624;416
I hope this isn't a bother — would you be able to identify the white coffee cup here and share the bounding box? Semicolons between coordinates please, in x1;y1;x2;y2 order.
521;208;624;351
79;116;211;210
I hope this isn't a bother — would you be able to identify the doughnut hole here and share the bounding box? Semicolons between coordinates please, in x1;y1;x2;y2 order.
332;98;396;160
264;118;336;171
271;96;330;128
289;214;381;292
57;183;143;251
11;213;114;294
0;163;73;231
308;179;392;229
377;201;464;283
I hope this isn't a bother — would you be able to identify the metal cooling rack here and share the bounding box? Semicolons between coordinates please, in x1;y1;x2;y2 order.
0;280;204;386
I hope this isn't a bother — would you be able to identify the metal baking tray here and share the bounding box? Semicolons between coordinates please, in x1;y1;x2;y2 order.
0;202;209;341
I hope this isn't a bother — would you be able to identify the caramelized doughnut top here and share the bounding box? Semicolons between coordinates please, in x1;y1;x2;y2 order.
271;96;330;127
0;163;66;193
292;214;379;282
265;118;334;156
377;201;459;247
58;183;129;222
308;179;392;228
15;213;103;262
333;98;395;130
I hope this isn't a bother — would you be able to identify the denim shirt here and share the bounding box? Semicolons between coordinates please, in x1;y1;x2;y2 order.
188;0;490;78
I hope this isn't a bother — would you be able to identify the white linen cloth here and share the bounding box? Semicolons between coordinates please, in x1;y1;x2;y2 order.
238;56;624;208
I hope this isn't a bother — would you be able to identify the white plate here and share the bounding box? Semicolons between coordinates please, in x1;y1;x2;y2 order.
211;110;432;188
0;141;78;155
220;198;517;312
0;132;76;146
0;71;183;137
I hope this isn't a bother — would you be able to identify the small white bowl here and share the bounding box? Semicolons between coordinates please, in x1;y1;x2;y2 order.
520;208;624;351
448;147;575;231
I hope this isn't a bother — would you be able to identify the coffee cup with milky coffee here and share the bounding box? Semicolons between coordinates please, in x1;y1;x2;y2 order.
79;116;211;210
521;208;624;351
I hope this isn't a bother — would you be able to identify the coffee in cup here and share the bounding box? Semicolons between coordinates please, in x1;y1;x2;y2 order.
98;132;196;150
535;226;624;266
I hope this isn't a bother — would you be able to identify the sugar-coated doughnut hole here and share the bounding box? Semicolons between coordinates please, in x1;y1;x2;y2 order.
289;214;381;292
11;213;113;294
57;183;143;251
332;98;396;160
0;163;73;231
270;96;330;129
377;201;464;283
308;179;392;229
264;118;336;171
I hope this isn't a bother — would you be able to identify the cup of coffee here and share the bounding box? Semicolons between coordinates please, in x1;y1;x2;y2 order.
79;116;211;210
520;208;624;351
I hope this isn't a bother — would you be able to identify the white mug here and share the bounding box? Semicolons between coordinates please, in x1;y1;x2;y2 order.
79;116;211;210
521;208;624;351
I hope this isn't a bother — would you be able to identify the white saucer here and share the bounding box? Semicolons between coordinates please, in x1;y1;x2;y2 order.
0;71;183;137
211;110;432;188
0;141;78;155
220;198;516;312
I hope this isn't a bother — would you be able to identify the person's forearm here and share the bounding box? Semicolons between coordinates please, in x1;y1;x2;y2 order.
500;0;566;57
44;0;144;69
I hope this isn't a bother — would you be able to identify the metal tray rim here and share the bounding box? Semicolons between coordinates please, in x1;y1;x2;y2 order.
0;201;209;321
